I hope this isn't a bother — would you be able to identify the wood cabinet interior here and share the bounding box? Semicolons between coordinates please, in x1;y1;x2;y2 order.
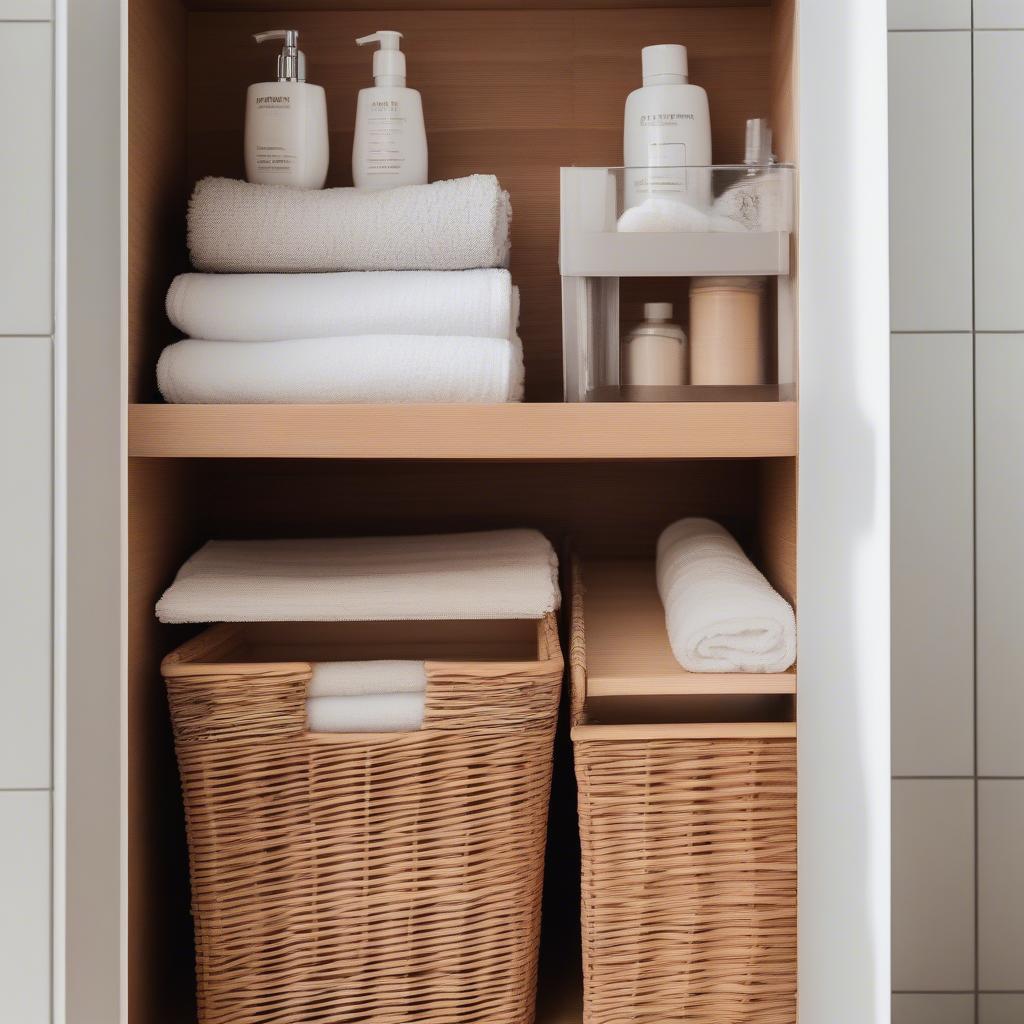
127;0;797;1020
130;0;794;403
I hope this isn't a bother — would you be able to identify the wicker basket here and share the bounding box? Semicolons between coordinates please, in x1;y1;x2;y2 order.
570;568;797;1024
162;615;563;1024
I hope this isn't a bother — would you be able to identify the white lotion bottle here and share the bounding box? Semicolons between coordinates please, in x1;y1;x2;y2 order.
353;31;428;191
623;44;712;210
622;302;689;387
245;30;329;190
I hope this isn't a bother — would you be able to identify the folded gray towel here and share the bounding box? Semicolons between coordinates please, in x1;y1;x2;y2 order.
187;175;512;273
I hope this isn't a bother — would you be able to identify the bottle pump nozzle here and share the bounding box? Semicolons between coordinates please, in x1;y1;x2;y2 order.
356;30;407;87
254;29;306;83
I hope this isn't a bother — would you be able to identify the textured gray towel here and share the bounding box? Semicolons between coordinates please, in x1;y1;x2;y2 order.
187;175;512;273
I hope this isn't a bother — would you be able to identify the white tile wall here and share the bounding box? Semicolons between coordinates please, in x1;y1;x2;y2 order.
0;339;52;788
976;335;1024;776
0;22;52;335
889;0;971;29
0;0;52;16
891;334;974;775
979;994;1024;1024
974;0;1024;29
893;780;976;991
889;31;973;332
978;781;1024;991
0;792;51;1023
893;994;975;1024
974;33;1024;329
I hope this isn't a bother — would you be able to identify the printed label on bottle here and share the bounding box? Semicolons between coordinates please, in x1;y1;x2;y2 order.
364;99;408;179
252;94;302;178
625;110;712;212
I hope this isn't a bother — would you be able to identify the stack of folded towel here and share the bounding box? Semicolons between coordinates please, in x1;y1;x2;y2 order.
158;174;522;404
656;517;796;673
156;529;561;732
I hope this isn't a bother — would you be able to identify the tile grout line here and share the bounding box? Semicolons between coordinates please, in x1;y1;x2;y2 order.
970;8;980;1018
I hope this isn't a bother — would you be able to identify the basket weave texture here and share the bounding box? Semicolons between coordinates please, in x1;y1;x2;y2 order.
163;615;563;1024
570;570;797;1024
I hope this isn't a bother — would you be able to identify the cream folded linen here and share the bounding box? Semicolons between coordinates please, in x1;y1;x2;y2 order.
308;661;428;698
656;517;796;673
156;334;525;404
166;271;518;344
155;529;560;624
306;693;425;733
188;175;512;273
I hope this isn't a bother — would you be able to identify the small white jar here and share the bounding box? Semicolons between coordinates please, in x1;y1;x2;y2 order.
622;302;689;387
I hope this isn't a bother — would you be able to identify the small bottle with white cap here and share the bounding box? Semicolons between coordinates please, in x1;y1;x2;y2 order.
622;302;689;389
352;30;428;190
623;43;712;211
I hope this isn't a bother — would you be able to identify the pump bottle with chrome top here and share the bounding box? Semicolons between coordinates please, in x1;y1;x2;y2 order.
245;29;329;190
352;31;428;190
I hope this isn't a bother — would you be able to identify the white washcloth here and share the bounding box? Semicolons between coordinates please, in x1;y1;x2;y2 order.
617;195;747;234
156;334;525;404
166;271;518;344
306;693;425;733
188;175;512;273
656;518;796;673
155;530;560;624
308;661;428;698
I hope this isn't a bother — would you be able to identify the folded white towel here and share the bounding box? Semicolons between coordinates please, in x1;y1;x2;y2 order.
656;517;796;673
306;693;426;733
156;334;525;404
308;661;428;698
617;195;748;234
188;175;512;273
166;271;518;344
155;529;560;624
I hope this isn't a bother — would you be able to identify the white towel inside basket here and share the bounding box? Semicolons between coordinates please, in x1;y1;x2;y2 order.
307;660;427;733
155;530;560;623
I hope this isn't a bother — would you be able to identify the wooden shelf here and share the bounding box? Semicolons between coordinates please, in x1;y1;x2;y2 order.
582;560;797;697
127;401;798;460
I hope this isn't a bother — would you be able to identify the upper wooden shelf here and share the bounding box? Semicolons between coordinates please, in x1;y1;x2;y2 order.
581;560;796;697
127;400;797;459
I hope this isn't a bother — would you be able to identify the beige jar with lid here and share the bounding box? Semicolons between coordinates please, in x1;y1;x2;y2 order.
688;276;766;385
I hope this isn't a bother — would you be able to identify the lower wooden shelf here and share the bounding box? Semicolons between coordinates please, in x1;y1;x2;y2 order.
127;400;798;459
581;560;797;697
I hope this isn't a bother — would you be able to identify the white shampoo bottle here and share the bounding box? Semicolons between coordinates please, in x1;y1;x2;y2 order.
245;30;329;190
353;31;428;191
623;44;712;210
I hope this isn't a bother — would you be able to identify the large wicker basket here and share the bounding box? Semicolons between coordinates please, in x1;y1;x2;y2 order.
569;568;797;1024
162;615;563;1024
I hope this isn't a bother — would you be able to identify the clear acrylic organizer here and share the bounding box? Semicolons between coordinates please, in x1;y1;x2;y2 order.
560;165;796;402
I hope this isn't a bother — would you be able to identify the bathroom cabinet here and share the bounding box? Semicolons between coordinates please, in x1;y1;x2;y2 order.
58;0;891;1022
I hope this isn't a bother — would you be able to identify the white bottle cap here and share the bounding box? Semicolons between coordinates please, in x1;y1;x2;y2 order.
645;302;674;321
356;30;407;87
641;44;688;86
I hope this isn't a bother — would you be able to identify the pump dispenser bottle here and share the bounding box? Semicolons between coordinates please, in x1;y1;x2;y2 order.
245;29;329;189
623;44;712;210
353;31;428;190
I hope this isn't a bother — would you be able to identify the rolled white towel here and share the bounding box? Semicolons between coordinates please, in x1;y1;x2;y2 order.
155;529;560;624
167;271;518;344
656;517;796;673
188;175;511;273
156;334;525;404
306;693;426;733
309;661;427;698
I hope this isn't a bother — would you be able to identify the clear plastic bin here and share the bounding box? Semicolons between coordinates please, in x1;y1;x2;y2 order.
560;166;796;402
